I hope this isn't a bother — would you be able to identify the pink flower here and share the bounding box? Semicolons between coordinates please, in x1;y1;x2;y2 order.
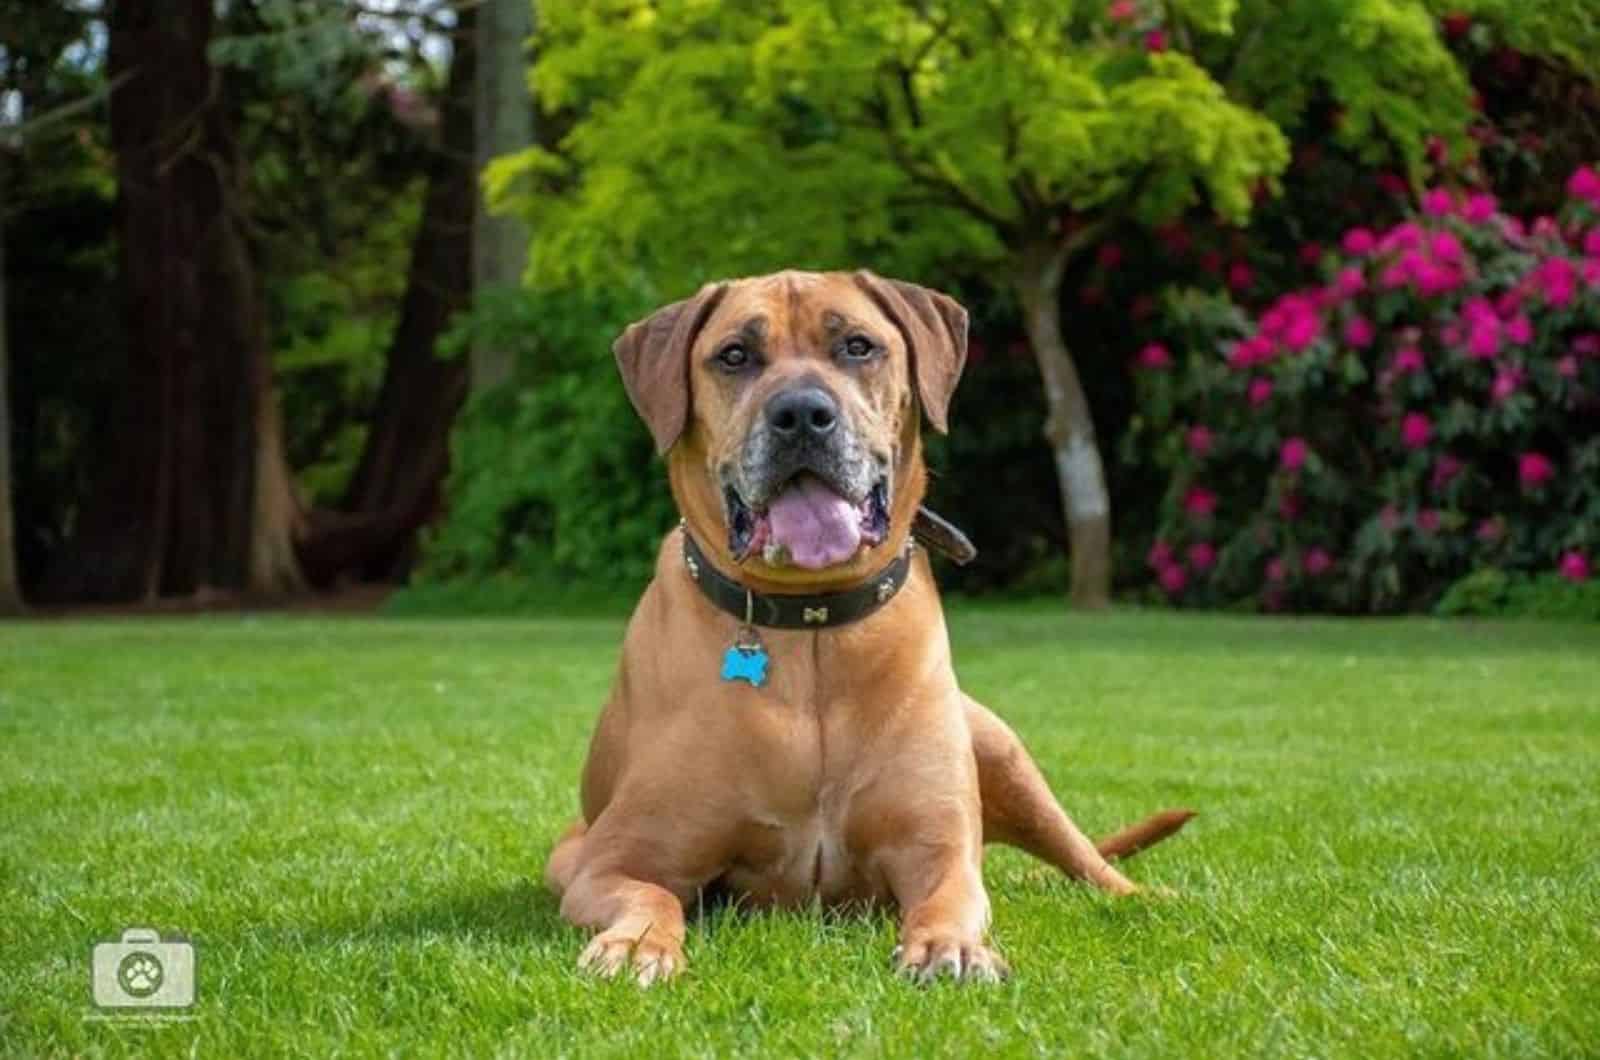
1462;192;1497;223
1227;261;1254;293
1476;517;1505;543
1505;315;1534;345
1400;412;1432;449
1248;377;1273;406
1430;230;1465;265
1136;342;1172;369
1334;267;1366;297
1343;315;1375;348
1533;257;1577;307
1558;354;1579;378
1467;319;1501;359
1576;334;1600;357
1342;228;1377;255
1279;492;1302;521
1158;563;1188;594
1584;259;1600;289
1381;222;1424;252
1281;304;1322;352
1304;547;1333;576
1098;242;1125;270
1107;0;1138;21
1380;504;1402;532
1186;541;1216;571
1491;367;1523;403
1463;297;1497;325
1432;454;1463;489
1519;451;1555;490
1559;551;1592;583
1280;437;1309;471
1145;28;1168;52
1584;228;1600;258
1299;243;1324;268
1228;335;1274;369
1184;487;1218;518
1200;250;1224;276
1147;539;1174;570
1393;347;1425;374
1567;165;1600;206
1422;188;1456;216
1186;425;1214;456
1265;556;1288;583
1416;508;1441;534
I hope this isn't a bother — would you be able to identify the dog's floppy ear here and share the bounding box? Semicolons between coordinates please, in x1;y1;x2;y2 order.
613;283;729;454
852;271;968;433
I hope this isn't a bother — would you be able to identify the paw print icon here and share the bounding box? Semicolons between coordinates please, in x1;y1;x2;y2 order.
92;928;195;1009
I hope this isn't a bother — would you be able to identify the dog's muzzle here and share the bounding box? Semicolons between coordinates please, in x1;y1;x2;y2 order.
722;384;890;569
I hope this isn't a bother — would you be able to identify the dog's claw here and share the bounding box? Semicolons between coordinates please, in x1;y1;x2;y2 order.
893;933;1008;984
578;927;685;987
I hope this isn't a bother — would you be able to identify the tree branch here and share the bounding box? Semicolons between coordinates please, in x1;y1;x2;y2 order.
1;72;134;151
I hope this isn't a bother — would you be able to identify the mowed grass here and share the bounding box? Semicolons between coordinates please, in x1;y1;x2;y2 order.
1;607;1597;1058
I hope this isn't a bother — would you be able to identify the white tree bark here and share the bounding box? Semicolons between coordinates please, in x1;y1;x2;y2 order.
1016;240;1113;609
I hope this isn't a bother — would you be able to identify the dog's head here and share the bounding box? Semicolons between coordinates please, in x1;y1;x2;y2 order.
614;270;967;586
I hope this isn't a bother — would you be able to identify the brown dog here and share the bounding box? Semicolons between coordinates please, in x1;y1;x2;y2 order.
546;270;1192;985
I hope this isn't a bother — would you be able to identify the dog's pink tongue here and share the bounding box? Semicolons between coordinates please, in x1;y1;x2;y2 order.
766;477;862;569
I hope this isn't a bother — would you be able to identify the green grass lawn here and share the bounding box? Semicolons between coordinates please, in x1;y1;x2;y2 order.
2;607;1597;1058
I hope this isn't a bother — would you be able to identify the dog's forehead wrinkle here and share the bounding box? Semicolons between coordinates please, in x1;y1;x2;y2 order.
735;316;767;347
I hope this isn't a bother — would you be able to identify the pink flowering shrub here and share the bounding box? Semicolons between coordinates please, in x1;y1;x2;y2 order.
1132;166;1600;612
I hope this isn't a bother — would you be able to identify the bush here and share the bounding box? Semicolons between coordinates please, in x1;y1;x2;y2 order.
1130;164;1600;613
397;286;677;605
1437;568;1600;622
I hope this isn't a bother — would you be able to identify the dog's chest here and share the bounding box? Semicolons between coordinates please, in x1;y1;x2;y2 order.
716;702;891;907
721;792;883;908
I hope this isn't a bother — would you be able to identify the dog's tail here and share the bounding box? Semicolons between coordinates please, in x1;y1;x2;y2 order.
1094;809;1197;861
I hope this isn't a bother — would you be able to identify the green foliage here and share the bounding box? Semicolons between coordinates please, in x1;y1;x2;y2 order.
1437;567;1600;621
1434;0;1600;81
401;286;677;601
495;0;1299;297
1223;0;1475;176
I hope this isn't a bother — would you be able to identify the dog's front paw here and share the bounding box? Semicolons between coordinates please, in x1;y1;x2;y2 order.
893;930;1009;984
578;925;685;987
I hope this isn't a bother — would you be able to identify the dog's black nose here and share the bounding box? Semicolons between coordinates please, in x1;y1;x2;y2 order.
765;386;838;440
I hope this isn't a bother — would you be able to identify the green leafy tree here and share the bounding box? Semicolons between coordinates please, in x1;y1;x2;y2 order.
493;0;1475;607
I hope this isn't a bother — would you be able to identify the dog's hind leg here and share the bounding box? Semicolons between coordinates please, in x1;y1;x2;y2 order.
545;819;588;897
964;695;1193;894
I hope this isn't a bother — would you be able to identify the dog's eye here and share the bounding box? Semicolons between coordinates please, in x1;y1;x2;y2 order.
842;336;876;360
715;345;750;370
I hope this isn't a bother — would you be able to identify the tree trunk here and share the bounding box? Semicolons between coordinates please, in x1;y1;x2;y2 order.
1016;241;1112;609
0;163;22;614
470;0;535;392
329;0;477;582
40;0;303;602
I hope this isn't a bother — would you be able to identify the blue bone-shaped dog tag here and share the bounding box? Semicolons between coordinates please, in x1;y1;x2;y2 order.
721;645;768;687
